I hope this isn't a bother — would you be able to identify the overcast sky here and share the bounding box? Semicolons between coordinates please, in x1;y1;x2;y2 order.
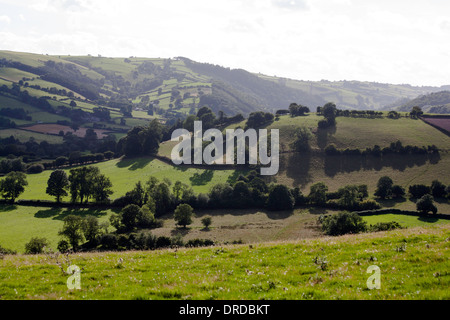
0;0;449;86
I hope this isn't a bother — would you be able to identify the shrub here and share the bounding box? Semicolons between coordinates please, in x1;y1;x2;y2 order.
99;233;118;250
321;212;367;236
25;237;50;254
368;221;403;232
357;199;381;210
186;239;215;247
155;236;171;248
26;163;44;174
0;244;17;255
57;240;70;253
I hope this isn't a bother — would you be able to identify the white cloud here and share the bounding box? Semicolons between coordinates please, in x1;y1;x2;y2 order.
0;0;449;86
0;15;11;24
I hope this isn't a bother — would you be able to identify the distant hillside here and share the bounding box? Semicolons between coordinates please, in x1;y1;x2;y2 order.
394;91;450;114
1;49;449;131
180;57;325;114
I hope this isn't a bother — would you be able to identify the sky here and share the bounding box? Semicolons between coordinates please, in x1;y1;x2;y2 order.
0;0;449;86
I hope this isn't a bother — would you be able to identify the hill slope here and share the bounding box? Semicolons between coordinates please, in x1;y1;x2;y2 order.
393;91;450;114
1;49;449;131
0;224;448;299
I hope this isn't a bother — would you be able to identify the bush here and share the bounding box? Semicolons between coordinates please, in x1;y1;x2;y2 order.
25;237;50;254
321;212;367;236
57;240;70;253
155;236;171;249
26;163;44;174
185;239;215;247
0;244;16;255
368;221;403;232
357;199;381;210
99;233;118;250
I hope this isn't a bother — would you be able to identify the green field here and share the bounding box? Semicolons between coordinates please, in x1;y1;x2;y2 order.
0;224;448;299
0;205;115;253
19;157;239;201
0;128;64;144
269;114;450;152
363;213;450;228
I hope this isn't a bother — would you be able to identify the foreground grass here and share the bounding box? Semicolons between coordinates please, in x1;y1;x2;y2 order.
0;224;448;300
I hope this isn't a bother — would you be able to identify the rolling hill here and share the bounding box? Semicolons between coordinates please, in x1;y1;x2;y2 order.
392;91;450;114
1;49;449;138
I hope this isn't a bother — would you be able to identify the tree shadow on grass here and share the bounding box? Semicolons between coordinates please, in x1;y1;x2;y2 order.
170;227;190;237
307;207;328;215
0;204;18;212
34;207;109;220
116;157;153;170
189;170;214;186
434;197;449;205
34;208;63;218
377;197;407;208
418;215;439;223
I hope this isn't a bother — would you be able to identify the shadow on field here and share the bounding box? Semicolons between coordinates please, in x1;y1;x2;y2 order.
34;208;62;218
34;207;110;220
116;157;153;170
324;153;440;177
434;197;450;205
316;125;337;150
189;170;214;185
308;207;328;215
418;216;439;223
0;204;18;212
193;208;293;220
377;198;407;208
170;227;191;237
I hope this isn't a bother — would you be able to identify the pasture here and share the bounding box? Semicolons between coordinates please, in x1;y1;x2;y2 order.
18;156;240;201
0;223;448;299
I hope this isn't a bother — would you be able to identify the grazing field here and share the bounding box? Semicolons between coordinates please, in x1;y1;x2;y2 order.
0;224;448;300
0;205;116;253
276;152;450;193
0;205;326;254
19;157;239;201
21;124;111;139
362;213;450;228
269;115;450;152
0;128;64;144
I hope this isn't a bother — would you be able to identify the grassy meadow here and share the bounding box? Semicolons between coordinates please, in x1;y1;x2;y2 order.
19;156;239;202
0;205;116;253
0;224;448;300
